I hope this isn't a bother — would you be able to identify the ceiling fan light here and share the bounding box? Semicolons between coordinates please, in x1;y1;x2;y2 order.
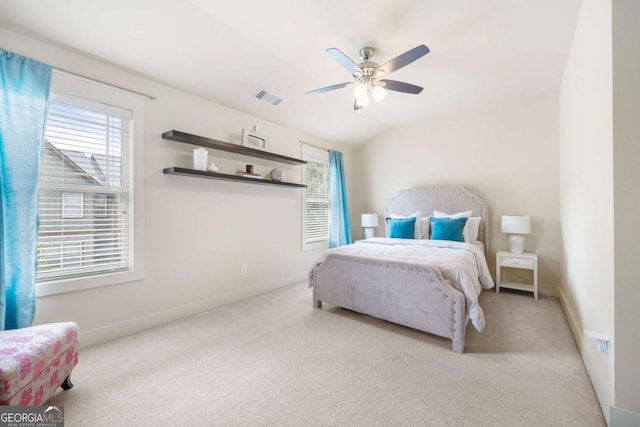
353;83;368;99
355;94;369;108
371;85;387;102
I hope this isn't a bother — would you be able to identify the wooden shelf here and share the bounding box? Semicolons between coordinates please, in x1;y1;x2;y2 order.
162;130;306;165
163;167;307;188
497;281;534;293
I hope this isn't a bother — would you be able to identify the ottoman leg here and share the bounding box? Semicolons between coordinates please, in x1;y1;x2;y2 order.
61;375;74;390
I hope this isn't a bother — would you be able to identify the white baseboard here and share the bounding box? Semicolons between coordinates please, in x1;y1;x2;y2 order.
611;406;640;427
79;276;305;349
558;287;612;425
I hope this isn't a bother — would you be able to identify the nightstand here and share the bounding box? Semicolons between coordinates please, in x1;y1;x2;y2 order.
496;251;538;300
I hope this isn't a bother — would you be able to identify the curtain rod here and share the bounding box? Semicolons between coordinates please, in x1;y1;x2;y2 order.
300;141;330;152
53;68;157;100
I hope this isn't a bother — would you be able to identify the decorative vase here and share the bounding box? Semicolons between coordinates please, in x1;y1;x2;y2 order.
193;148;208;171
207;162;219;173
270;168;283;182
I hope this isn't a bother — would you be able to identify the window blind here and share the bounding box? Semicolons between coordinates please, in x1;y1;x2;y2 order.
37;92;133;282
303;161;329;243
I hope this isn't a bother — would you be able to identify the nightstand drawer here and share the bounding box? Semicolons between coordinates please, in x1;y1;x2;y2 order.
500;257;534;269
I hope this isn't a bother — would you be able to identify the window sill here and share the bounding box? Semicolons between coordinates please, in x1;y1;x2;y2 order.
303;240;329;251
35;268;144;297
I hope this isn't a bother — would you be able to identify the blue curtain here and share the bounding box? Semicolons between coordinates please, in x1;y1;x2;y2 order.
328;150;352;248
0;49;52;330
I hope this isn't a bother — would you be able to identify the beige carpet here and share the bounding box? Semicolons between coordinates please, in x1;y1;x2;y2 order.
48;283;605;426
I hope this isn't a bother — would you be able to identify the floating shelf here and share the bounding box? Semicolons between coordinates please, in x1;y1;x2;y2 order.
162;130;306;165
163;167;307;188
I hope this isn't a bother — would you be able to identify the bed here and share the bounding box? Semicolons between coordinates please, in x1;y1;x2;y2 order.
309;186;494;353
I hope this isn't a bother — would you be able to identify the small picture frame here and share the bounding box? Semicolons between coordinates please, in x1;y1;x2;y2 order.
242;127;268;151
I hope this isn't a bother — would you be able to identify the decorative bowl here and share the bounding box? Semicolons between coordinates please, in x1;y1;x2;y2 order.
270;168;283;181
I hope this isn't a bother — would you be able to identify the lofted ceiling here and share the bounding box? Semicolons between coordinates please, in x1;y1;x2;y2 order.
0;0;582;146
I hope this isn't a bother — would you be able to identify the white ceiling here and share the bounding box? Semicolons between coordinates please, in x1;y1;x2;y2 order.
0;0;582;146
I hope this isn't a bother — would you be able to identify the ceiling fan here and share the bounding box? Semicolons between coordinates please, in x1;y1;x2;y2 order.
305;44;430;111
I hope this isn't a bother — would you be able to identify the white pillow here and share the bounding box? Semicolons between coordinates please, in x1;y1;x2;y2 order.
466;217;482;242
433;210;472;219
418;217;431;240
388;211;421;239
433;210;474;242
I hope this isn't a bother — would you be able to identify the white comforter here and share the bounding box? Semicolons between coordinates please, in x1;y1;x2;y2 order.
311;238;495;332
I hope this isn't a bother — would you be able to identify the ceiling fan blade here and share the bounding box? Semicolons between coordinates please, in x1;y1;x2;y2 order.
380;79;423;94
326;48;362;74
377;45;430;75
305;82;353;95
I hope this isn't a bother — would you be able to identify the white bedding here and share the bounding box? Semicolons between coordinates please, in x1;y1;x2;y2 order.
312;238;494;332
470;240;485;253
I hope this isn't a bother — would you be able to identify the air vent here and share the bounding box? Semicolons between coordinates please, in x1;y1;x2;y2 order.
253;89;284;106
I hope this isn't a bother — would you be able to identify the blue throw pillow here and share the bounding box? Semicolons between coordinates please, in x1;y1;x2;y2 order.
429;217;468;242
386;217;416;239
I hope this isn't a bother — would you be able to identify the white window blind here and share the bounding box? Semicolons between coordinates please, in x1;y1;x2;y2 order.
37;91;133;283
61;192;84;218
302;145;329;249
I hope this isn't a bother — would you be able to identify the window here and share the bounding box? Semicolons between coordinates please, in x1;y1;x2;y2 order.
94;194;108;218
36;71;145;296
61;192;84;218
302;144;329;250
38;241;86;270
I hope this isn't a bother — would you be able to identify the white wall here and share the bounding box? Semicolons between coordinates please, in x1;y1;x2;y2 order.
560;1;640;423
558;0;617;422
352;92;561;295
0;27;352;348
612;0;640;421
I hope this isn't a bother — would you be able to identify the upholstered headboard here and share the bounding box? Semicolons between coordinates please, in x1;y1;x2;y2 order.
385;186;489;258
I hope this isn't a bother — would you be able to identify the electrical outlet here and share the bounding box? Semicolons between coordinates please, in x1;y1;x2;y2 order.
597;339;609;355
584;330;609;356
241;264;248;275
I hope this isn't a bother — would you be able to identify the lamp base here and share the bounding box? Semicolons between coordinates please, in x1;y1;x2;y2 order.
508;234;526;254
364;227;375;239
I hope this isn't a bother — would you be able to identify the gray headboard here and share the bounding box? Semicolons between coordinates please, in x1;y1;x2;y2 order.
385;186;489;257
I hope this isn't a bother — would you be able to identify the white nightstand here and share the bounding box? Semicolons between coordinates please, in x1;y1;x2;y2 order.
496;251;538;300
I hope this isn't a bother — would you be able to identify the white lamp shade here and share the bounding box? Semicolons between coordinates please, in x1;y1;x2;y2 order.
353;83;368;99
355;94;369;107
371;85;387;102
501;215;531;234
361;213;379;227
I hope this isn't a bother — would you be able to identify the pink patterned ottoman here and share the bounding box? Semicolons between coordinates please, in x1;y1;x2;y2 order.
0;322;78;405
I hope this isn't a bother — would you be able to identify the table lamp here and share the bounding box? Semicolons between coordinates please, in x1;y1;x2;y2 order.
361;213;379;239
501;215;531;254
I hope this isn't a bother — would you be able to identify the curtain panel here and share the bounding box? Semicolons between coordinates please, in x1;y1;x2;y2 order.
0;49;52;330
328;150;352;248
